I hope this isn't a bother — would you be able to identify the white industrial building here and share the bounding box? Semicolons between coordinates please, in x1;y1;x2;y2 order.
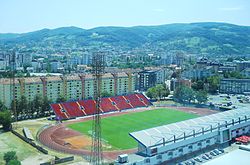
116;108;250;165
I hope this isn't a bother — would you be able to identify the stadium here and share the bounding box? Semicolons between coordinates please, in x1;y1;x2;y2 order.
37;93;222;163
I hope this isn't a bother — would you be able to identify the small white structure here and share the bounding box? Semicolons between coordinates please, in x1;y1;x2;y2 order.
118;154;128;163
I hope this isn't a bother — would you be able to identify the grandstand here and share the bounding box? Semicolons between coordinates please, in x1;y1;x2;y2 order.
115;107;250;165
51;93;152;120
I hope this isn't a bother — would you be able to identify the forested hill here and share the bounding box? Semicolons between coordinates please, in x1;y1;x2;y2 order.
1;22;250;55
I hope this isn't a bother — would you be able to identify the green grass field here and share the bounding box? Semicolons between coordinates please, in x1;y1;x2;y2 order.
0;132;38;164
68;108;198;150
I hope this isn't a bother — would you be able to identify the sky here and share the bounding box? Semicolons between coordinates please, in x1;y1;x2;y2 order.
0;0;250;33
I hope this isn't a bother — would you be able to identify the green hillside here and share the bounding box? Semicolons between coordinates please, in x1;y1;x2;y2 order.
1;22;250;55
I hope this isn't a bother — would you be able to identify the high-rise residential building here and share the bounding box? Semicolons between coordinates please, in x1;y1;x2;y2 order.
0;72;137;107
138;68;167;91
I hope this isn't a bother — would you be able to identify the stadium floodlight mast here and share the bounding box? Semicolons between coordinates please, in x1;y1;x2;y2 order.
90;51;105;165
11;50;18;130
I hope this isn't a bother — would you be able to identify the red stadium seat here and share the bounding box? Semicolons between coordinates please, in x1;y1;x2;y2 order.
51;93;151;120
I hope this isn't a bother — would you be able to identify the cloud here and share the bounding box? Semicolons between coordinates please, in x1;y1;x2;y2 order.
218;7;243;11
152;9;165;12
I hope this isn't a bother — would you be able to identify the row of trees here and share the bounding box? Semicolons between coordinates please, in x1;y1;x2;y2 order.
0;101;12;131
191;75;220;94
173;85;208;104
11;95;51;119
146;84;170;100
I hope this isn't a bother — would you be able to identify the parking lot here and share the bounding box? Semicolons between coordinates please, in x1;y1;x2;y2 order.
177;148;225;165
208;94;250;110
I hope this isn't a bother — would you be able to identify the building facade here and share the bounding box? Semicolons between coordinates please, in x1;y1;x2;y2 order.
0;72;137;107
170;78;192;91
219;78;250;94
138;68;167;91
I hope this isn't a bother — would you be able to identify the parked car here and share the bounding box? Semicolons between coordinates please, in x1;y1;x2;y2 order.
184;161;193;165
213;149;220;155
190;159;196;165
210;151;217;156
205;153;212;159
194;157;202;162
218;148;224;153
214;149;222;154
202;155;209;160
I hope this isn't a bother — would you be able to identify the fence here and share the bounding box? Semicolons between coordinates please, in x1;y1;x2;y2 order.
40;156;74;165
11;130;48;154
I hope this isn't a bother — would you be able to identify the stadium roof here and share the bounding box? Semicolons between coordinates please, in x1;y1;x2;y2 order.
129;108;250;148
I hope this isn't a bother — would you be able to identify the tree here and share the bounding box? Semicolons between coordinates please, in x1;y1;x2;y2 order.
101;91;112;97
186;88;196;103
224;71;245;79
207;75;220;94
40;96;51;117
196;90;208;104
31;95;43;114
17;96;28;115
0;100;7;112
173;85;196;103
56;95;66;103
0;110;12;131
146;86;157;99
191;80;204;91
7;159;21;165
4;151;17;164
146;84;170;100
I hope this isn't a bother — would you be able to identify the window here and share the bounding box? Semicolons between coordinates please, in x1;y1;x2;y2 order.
178;148;183;153
168;152;173;156
188;145;193;149
206;140;210;144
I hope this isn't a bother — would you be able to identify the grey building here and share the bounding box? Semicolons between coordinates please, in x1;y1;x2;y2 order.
220;78;250;94
182;66;214;80
138;70;157;91
138;68;167;91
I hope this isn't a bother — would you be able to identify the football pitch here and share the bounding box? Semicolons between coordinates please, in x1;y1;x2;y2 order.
67;108;198;150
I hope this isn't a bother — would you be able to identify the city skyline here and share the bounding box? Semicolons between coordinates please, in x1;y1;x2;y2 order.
0;0;250;33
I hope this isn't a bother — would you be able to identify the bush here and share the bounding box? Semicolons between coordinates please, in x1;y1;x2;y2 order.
7;159;21;165
4;151;17;164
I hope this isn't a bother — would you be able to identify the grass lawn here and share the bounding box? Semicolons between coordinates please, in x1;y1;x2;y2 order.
0;132;38;164
68;108;198;150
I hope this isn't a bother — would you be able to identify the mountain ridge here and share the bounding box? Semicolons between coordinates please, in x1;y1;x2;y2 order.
1;22;250;55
